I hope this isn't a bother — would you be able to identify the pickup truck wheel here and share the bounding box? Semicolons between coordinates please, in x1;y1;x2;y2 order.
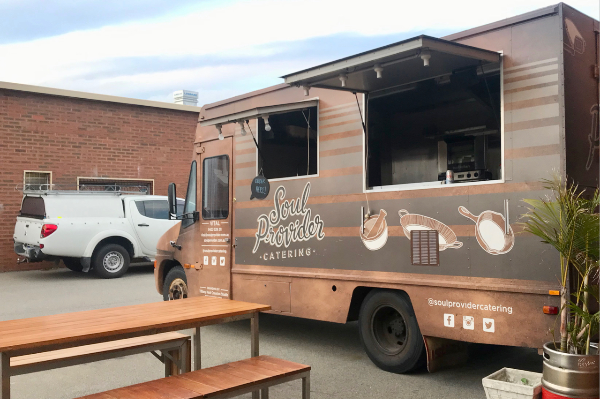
358;290;425;373
163;266;188;301
93;244;130;279
62;258;83;272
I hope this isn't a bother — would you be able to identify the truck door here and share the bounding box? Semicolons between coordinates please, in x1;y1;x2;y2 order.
129;198;179;256
196;138;233;299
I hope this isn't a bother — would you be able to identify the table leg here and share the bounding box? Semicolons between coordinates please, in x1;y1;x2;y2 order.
302;374;310;399
0;352;9;399
194;326;201;371
251;313;259;357
251;313;259;399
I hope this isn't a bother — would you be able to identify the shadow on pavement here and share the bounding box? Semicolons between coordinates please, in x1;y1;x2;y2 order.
10;264;155;281
217;312;542;375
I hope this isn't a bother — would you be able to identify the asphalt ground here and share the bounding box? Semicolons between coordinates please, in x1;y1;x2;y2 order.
0;266;543;398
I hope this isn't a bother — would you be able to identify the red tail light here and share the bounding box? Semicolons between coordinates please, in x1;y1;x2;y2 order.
41;224;58;238
543;306;559;315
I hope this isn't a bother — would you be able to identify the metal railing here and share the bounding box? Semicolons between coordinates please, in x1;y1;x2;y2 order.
15;183;150;195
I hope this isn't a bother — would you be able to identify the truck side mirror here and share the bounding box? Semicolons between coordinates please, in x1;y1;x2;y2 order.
168;183;177;220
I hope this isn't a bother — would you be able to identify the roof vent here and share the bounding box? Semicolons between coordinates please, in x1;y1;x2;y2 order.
173;90;199;106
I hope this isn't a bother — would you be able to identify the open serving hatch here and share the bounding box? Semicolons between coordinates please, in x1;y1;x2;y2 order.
282;35;500;94
283;35;503;189
201;99;320;181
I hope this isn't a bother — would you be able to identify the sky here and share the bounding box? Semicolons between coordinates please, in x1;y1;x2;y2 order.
0;0;598;106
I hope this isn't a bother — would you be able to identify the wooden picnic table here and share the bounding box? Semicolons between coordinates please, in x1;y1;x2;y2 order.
0;296;270;399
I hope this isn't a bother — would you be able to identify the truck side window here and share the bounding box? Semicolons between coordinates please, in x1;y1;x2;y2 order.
143;200;169;219
135;201;146;216
182;161;197;229
202;155;229;220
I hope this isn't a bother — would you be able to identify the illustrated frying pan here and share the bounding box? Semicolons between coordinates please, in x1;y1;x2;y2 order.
458;206;514;255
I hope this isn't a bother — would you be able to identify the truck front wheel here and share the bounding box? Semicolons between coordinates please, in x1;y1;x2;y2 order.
358;290;425;373
163;266;188;301
93;244;130;279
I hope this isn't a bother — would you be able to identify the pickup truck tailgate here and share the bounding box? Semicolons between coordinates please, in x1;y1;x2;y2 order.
13;217;44;246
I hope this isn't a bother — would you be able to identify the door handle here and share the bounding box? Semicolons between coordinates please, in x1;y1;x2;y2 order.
138;223;149;227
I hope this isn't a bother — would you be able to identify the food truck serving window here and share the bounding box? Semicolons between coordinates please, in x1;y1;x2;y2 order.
281;35;502;190
202;155;229;220
367;67;501;188
258;106;317;180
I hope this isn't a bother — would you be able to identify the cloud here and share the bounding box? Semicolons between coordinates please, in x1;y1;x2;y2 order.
0;0;598;105
0;0;217;44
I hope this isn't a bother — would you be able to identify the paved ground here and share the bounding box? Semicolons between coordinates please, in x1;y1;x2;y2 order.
0;266;543;398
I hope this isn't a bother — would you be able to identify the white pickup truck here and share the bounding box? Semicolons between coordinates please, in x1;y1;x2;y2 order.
13;191;183;278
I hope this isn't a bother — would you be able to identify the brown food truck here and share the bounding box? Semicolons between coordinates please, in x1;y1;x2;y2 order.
155;3;599;373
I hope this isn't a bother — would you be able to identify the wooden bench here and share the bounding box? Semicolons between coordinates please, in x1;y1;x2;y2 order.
11;332;191;378
78;355;310;399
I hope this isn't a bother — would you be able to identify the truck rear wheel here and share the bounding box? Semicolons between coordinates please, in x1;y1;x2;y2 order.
62;258;83;272
93;244;130;279
358;290;425;373
163;266;188;301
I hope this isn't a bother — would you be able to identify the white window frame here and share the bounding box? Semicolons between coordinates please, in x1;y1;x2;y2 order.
363;55;505;193
23;170;52;190
255;102;320;182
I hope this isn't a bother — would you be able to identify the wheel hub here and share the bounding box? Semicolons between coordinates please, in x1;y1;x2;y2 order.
103;251;124;273
168;278;188;300
371;305;407;355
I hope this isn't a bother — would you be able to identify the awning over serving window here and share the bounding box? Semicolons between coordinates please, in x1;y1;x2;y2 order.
281;35;500;94
200;99;319;127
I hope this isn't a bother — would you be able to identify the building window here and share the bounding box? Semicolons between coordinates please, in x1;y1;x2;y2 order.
258;106;318;180
24;171;52;191
78;178;153;194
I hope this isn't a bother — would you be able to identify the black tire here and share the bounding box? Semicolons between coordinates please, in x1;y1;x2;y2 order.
162;266;188;301
62;258;83;272
92;244;130;279
358;290;426;373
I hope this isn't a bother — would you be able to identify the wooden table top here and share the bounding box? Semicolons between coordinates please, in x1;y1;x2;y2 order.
0;297;270;356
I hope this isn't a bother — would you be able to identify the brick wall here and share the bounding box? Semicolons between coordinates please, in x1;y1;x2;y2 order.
0;89;199;272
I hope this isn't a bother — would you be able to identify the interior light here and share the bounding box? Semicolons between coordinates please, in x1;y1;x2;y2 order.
421;49;431;67
238;121;247;136
374;64;383;79
216;124;224;140
339;74;348;87
302;85;310;96
262;116;271;132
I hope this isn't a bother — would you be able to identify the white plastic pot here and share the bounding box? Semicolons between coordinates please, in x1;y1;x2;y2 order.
482;368;542;399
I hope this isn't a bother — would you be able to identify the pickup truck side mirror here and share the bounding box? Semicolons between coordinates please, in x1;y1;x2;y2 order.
168;183;177;220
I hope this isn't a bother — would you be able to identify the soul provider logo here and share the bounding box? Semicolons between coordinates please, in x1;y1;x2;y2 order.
253;182;325;255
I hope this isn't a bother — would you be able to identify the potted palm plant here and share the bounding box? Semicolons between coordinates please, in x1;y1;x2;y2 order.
521;177;599;399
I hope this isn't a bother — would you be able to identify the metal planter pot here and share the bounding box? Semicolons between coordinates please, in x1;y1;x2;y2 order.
542;342;599;398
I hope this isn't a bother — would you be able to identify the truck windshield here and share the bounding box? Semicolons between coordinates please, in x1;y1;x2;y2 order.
182;161;197;229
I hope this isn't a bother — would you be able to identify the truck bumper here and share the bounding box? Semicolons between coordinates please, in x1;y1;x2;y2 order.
14;242;47;262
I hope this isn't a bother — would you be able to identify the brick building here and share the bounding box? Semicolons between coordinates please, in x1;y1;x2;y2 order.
0;81;200;272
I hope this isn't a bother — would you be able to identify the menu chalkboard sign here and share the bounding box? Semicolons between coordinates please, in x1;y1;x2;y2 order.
250;175;270;200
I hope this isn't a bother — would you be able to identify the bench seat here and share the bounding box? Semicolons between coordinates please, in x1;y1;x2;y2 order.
11;332;191;377
78;355;310;399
